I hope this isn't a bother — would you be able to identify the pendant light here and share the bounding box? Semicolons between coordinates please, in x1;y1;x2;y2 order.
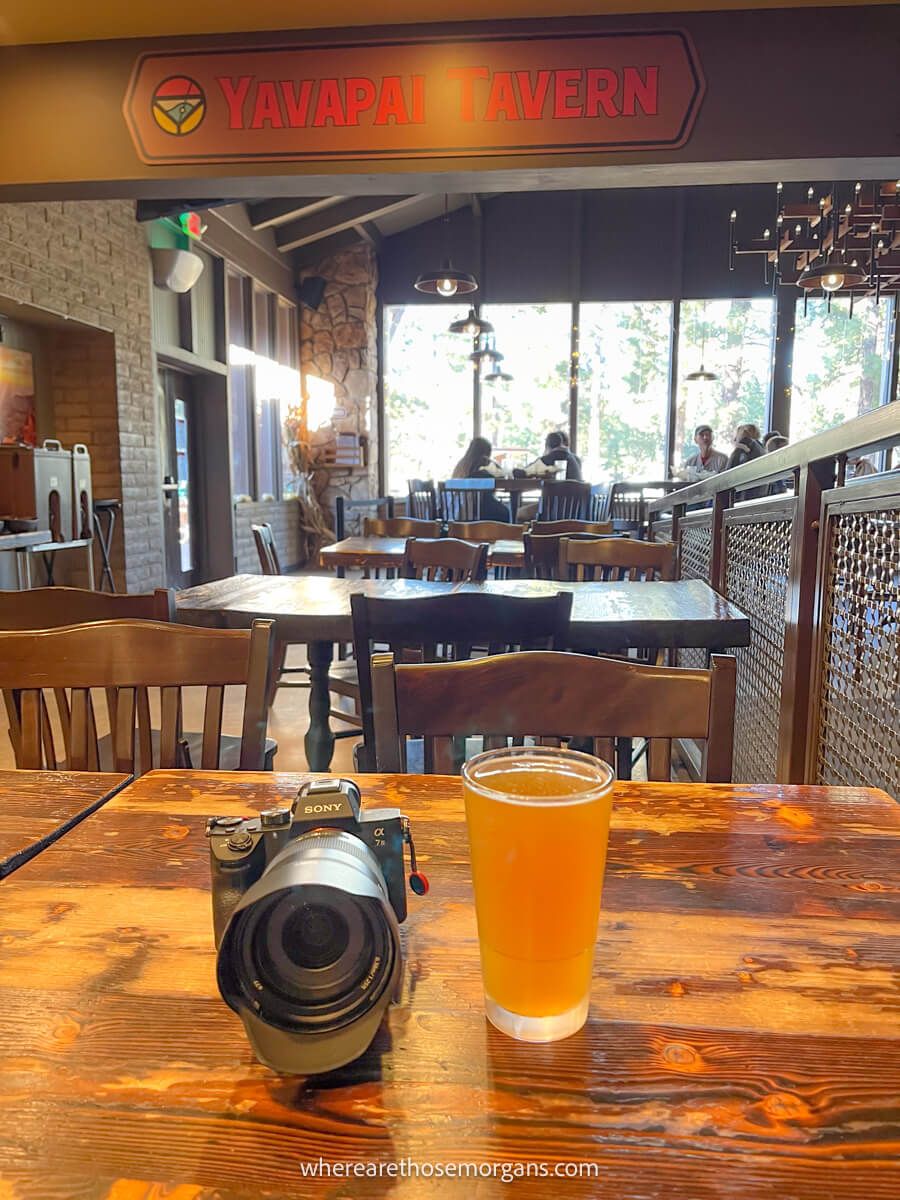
448;306;493;336
484;368;513;383
797;258;867;293
469;337;504;367
414;196;478;297
686;302;718;383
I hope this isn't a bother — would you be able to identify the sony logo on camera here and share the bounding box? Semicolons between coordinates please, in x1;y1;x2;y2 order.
303;802;343;814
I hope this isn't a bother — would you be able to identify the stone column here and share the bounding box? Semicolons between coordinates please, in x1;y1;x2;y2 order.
299;244;379;527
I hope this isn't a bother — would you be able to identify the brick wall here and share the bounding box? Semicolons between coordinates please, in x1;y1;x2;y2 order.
233;499;304;574
0;200;163;591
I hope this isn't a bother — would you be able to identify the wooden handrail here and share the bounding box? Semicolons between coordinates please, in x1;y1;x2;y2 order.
648;405;900;514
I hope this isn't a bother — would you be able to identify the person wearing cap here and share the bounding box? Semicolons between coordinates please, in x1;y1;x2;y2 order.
677;424;729;481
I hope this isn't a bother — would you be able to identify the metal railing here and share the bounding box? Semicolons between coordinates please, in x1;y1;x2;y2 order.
648;405;900;794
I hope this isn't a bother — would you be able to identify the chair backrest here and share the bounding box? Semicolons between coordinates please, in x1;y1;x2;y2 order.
364;516;441;538
351;591;573;770
403;538;488;583
251;523;282;575
523;532;609;580
447;520;526;542
530;520;613;537
407;479;437;521
437;478;495;522
606;482;645;526
372;650;736;781
0;587;174;629
537;480;592;522
590;483;609;522
561;537;677;582
335;495;395;539
0;618;273;774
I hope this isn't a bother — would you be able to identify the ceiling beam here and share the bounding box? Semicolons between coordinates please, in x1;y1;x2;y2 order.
247;196;343;230
276;195;420;252
357;221;384;252
292;227;366;270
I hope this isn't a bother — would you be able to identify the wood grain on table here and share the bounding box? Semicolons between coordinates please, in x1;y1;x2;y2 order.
0;769;897;1198
177;574;751;651
0;768;130;878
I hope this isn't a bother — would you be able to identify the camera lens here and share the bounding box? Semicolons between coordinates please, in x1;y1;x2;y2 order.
283;903;349;970
218;831;400;1040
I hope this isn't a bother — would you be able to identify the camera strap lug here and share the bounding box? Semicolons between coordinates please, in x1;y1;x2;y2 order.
402;817;429;896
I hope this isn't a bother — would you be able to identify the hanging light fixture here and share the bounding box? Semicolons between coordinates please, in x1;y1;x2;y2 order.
685;302;718;382
414;196;478;297
469;341;504;366
797;258;867;292
483;368;513;383
448;306;493;336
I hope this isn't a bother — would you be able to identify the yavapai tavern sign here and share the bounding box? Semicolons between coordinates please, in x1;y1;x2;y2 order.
124;30;704;164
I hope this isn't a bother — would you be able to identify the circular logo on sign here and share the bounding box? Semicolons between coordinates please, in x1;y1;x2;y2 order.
151;76;206;136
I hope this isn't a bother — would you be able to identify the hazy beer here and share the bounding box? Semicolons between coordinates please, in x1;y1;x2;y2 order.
462;747;615;1041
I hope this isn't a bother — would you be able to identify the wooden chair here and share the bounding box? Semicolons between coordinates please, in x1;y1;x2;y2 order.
251;523;282;575
447;521;526;542
372;650;736;782
607;481;681;537
408;479;437;521
590;483;609;523
351;591;573;771
437;479;495;522
335;495;395;539
0;586;174;628
364;516;441;538
524;532;608;580
403;537;488;583
536;480;592;521
530;520;613;537
0;618;274;774
561;537;677;582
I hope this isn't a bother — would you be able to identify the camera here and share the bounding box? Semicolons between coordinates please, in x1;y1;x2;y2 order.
208;778;425;1075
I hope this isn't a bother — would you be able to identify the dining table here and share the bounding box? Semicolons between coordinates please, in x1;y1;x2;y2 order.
176;575;751;770
0;767;896;1198
320;534;527;574
0;768;131;878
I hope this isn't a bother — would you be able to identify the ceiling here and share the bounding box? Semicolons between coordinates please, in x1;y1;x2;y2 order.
0;1;888;45
182;194;478;272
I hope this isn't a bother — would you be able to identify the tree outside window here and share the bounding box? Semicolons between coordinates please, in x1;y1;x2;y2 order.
578;302;673;481
790;297;893;443
674;299;776;468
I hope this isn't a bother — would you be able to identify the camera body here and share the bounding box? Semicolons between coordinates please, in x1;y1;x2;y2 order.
209;778;407;945
208;778;412;1076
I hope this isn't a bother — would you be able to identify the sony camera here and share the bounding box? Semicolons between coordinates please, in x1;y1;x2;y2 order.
208;778;426;1075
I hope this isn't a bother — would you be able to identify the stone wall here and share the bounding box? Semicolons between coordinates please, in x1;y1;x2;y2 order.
299;243;379;534
233;499;305;574
0;200;161;591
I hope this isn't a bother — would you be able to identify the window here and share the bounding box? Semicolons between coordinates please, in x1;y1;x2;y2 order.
275;299;303;498
790;297;893;443
478;304;571;471
253;286;280;501
227;271;253;501
674;299;776;470
578;302;673;481
383;304;474;495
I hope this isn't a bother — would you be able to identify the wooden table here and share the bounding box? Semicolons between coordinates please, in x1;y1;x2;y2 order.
320;534;527;573
0;768;130;878
177;575;750;770
1;769;897;1198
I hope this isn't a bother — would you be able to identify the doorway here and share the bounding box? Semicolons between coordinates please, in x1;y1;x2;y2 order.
158;367;201;589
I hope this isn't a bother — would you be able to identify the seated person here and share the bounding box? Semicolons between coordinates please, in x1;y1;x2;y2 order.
726;423;765;470
517;431;583;522
451;436;510;523
847;453;877;478
765;434;791;494
521;431;583;482
676;424;729;481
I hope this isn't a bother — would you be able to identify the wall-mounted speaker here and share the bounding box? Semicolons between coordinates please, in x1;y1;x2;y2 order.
298;275;327;310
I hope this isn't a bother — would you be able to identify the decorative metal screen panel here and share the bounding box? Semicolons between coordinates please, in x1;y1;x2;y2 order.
815;506;900;796
724;516;792;784
677;520;714;670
